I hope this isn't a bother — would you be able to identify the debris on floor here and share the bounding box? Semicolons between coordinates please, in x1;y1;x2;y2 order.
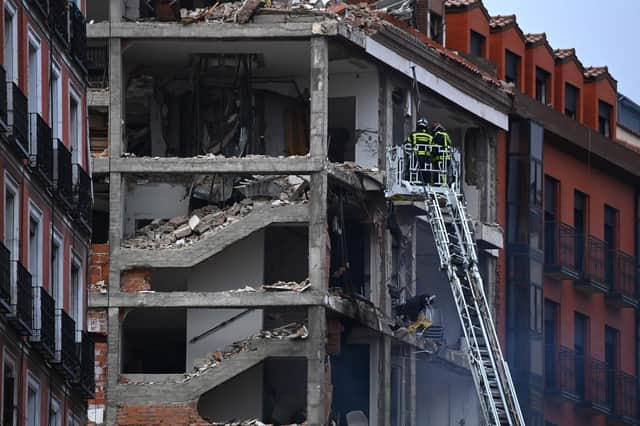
122;176;308;249
262;279;311;292
210;421;306;426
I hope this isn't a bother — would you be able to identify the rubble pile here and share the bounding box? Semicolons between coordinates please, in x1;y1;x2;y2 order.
122;176;308;249
211;421;305;426
229;279;312;293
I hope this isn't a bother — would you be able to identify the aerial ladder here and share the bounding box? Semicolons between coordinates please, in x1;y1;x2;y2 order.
386;142;525;426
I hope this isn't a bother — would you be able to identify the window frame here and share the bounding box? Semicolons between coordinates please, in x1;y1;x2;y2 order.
3;1;19;84
49;63;63;140
26;28;42;115
564;83;579;119
68;85;83;167
51;230;64;309
2;349;17;426
49;397;61;426
4;173;19;297
469;30;485;57
535;67;550;105
28;200;44;289
25;372;40;426
598;100;613;137
70;254;83;342
505;49;520;86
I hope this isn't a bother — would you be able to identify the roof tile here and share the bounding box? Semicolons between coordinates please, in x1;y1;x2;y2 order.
584;66;608;79
444;0;480;7
553;48;576;60
489;14;516;29
525;32;546;44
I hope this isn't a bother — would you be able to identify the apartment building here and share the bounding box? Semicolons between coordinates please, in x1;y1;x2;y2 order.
82;0;518;424
617;94;640;148
446;1;639;425
0;0;94;424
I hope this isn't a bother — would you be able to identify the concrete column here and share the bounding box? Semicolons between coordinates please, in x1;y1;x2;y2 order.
109;38;123;157
309;36;328;159
308;171;327;289
104;307;121;424
108;173;124;297
378;70;393;171
110;0;123;23
378;335;392;426
306;306;327;426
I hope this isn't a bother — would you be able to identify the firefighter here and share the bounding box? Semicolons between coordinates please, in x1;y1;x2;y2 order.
430;122;452;185
406;118;433;183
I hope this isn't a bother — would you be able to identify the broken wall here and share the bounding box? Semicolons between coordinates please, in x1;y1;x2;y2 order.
185;231;265;369
328;69;379;168
124;180;190;237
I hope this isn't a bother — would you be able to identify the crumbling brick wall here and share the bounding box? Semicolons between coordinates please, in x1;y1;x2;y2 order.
121;268;152;292
88;309;108;424
115;402;211;426
89;244;109;293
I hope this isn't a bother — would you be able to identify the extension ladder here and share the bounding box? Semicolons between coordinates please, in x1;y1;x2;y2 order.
423;185;525;426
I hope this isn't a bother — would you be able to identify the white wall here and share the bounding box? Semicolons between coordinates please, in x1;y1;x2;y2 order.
617;125;640;148
124;181;189;236
197;365;264;422
185;230;265;370
416;364;481;426
329;70;379;168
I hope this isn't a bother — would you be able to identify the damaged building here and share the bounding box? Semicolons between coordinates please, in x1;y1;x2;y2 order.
85;0;508;425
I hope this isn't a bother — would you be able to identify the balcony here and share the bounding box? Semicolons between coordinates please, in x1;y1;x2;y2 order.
87;45;108;89
30;286;55;360
0;66;7;129
577;357;611;416
605;250;638;309
544;345;580;401
574;235;609;294
54;139;73;206
73;164;92;231
0;243;10;313
73;331;95;398
69;2;87;67
8;262;32;335
28;0;48;16
544;221;580;281
50;0;69;46
29;113;54;185
609;372;639;425
54;308;80;379
6;82;29;157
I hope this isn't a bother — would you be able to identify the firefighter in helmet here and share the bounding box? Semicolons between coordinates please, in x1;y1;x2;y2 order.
406;118;433;183
430;121;452;185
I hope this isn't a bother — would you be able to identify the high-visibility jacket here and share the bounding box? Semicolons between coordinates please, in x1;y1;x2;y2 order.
406;131;433;156
433;131;452;161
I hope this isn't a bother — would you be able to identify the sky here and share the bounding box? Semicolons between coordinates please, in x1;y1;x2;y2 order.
481;0;640;102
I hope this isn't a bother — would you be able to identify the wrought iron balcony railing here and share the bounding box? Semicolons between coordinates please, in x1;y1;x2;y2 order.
73;163;92;229
0;65;7;128
545;344;579;400
575;234;608;293
6;82;29;157
605;250;637;308
29;113;54;184
55;308;80;379
54;139;73;204
69;2;87;67
31;286;56;360
0;242;10;313
610;371;638;422
73;331;95;399
28;0;48;16
9;262;32;335
544;221;580;280
87;46;109;89
50;0;69;45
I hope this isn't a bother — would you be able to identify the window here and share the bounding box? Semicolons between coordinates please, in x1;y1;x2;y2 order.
505;50;520;86
604;205;617;285
544;177;558;264
26;374;40;426
470;30;485;57
28;204;43;288
574;312;588;398
27;31;42;115
564;83;579;119
535;67;550;104
51;233;63;308
598;101;612;137
544;299;559;388
3;1;18;83
2;352;17;426
530;285;543;333
69;89;82;165
4;175;19;294
429;12;443;44
49;398;61;426
605;326;618;406
50;65;62;140
574;191;588;272
70;258;82;341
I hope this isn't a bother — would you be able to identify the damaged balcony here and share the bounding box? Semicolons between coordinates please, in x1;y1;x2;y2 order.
122;41;311;161
117;174;309;268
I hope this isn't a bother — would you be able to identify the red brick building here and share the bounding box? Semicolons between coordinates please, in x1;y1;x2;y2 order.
447;1;639;424
0;0;93;424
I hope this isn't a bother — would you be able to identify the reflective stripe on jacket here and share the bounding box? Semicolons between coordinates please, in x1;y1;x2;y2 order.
407;131;433;156
433;131;452;160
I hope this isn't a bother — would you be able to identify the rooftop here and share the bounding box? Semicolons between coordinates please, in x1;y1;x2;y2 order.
525;32;546;44
489;14;516;30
